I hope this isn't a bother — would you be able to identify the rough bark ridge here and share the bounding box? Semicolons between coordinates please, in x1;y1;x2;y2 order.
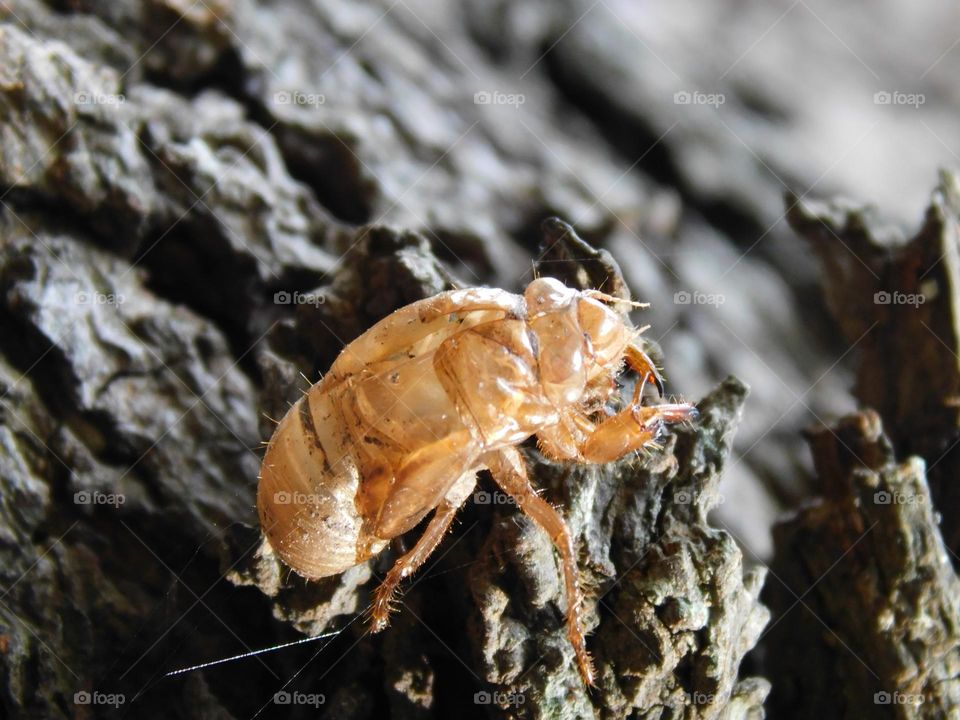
788;172;960;555
763;410;960;719
763;173;960;719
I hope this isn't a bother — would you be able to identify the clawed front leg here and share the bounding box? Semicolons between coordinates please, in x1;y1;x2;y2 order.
370;498;462;632
570;341;696;463
482;447;596;687
580;402;698;464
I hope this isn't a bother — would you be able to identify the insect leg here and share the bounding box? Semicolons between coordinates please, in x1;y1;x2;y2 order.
482;447;596;687
369;496;465;632
578;402;698;464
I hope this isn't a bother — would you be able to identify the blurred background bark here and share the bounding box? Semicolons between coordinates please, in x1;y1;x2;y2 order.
1;0;959;717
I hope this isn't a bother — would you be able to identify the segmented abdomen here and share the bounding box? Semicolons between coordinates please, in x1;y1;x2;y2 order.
257;382;387;578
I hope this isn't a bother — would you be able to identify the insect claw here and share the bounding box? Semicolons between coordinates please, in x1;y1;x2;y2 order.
626;345;665;400
650;370;665;398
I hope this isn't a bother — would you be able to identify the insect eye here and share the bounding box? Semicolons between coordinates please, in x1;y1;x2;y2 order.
578;298;622;348
524;277;574;315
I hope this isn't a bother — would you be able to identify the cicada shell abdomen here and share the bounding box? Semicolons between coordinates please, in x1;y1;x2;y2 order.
257;383;388;578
